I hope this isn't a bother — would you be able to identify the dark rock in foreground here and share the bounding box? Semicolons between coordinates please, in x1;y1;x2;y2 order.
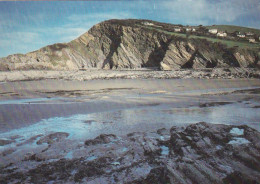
1;122;260;184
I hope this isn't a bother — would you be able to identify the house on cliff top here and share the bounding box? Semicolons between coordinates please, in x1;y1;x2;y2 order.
217;31;227;37
246;32;254;36
174;27;182;32
237;33;246;38
249;38;256;43
209;29;218;34
142;22;154;26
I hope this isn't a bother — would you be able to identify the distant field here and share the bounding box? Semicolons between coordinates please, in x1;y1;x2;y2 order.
188;35;260;49
206;25;260;35
140;25;260;49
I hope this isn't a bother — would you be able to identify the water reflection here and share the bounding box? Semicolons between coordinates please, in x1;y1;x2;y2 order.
89;102;260;132
0;101;259;148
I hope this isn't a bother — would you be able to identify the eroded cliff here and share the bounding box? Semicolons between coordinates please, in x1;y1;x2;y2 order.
0;19;259;71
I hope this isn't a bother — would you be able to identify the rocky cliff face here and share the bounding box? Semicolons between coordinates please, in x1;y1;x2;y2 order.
0;19;259;71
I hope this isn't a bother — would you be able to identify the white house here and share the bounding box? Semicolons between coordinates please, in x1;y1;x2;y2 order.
192;28;196;32
142;22;154;26
209;29;218;34
237;34;246;38
186;28;192;32
246;32;254;36
249;38;256;43
217;32;227;37
174;28;182;32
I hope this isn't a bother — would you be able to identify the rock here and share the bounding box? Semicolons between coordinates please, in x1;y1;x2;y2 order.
160;62;172;71
36;132;69;145
84;134;117;146
223;171;260;184
1;123;260;184
233;50;258;68
134;167;171;184
0;148;16;157
0;19;259;71
0;139;14;146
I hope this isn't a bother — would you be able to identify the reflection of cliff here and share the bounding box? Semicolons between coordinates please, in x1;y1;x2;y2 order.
0;19;259;71
92;109;143;126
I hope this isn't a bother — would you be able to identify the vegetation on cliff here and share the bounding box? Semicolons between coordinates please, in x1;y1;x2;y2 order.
0;19;259;71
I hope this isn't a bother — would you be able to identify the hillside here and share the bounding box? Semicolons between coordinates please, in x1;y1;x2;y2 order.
206;25;260;35
0;19;259;71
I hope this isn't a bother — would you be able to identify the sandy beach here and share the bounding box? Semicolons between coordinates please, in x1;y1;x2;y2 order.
1;1;260;182
0;78;260;132
1;78;260;183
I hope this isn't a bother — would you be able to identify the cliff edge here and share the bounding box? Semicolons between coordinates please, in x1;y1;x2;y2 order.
0;19;259;71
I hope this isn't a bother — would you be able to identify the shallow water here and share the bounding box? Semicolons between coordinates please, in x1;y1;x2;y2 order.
0;98;55;105
0;97;76;105
89;102;260;132
0;100;259;150
0;85;260;153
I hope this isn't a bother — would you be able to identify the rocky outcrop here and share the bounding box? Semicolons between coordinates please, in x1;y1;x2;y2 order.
0;19;259;71
234;49;259;68
1;122;260;183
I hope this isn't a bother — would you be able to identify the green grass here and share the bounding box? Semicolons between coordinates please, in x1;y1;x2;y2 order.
139;24;260;49
188;35;260;48
206;25;260;35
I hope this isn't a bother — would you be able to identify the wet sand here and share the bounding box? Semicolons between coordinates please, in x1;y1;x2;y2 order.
0;78;260;133
1;78;260;183
1;78;260;99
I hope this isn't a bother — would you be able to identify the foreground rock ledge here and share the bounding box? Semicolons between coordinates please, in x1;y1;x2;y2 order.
0;68;260;82
1;122;260;184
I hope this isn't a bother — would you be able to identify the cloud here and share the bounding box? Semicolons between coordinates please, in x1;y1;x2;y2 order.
1;0;259;57
32;11;135;43
0;32;41;49
67;12;133;22
0;31;43;56
160;0;260;26
0;11;135;57
39;11;134;42
66;12;134;29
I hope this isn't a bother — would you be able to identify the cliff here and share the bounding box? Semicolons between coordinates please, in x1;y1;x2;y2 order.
0;19;259;71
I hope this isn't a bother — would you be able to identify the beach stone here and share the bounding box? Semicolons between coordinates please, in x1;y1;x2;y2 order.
1;122;260;184
85;134;117;146
0;139;14;146
36;132;69;145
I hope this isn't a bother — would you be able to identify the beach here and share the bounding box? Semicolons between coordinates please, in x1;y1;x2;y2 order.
0;78;260;183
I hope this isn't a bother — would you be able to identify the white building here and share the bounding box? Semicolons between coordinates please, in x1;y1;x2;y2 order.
186;28;192;32
217;32;227;37
142;22;154;26
237;34;246;38
209;29;218;34
246;32;254;36
174;28;182;32
192;28;196;32
249;38;256;43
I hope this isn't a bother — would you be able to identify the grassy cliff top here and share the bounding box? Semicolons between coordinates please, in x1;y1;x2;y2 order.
206;25;260;35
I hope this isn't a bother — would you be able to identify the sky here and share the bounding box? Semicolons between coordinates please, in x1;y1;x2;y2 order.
0;0;260;57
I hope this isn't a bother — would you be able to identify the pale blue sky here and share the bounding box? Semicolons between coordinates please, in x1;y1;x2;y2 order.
0;0;259;57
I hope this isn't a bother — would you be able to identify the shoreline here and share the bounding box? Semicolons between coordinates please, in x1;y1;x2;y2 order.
0;78;260;100
1;78;260;183
0;78;260;133
0;68;259;82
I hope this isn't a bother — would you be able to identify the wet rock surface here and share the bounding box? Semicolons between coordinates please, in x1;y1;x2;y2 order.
0;139;14;146
85;134;117;146
36;132;69;145
0;122;260;184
